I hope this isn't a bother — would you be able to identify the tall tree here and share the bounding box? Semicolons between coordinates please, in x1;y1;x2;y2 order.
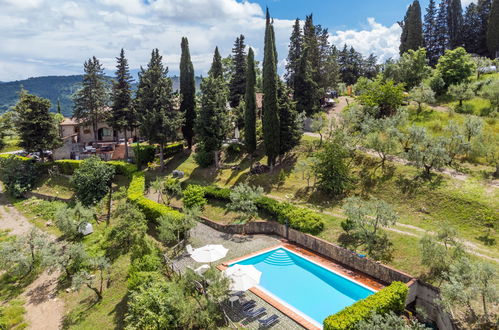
72;56;109;144
424;0;440;65
262;8;280;168
109;49;134;161
487;0;499;58
209;47;223;80
229;35;247;108
136;49;183;170
244;48;257;155
294;47;320;116
477;0;493;56
285;18;302;90
278;81;302;156
195;76;229;168
57;99;62;115
14;91;61;162
399;0;424;55
435;0;451;57
447;0;464;49
179;37;196;149
463;3;482;54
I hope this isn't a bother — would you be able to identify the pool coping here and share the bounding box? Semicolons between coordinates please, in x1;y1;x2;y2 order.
219;243;386;330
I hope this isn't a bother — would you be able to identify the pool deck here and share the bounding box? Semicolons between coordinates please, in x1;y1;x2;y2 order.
220;243;386;330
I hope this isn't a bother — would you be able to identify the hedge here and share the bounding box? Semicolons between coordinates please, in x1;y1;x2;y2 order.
323;281;408;330
132;142;184;168
202;185;325;235
127;172;183;222
54;159;137;177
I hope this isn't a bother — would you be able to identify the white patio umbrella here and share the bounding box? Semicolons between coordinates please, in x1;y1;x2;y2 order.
224;264;262;291
191;244;229;263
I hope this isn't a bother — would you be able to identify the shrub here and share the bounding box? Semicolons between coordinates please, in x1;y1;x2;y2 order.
71;157;115;206
107;161;137;178
203;186;325;234
132;145;156;169
127;172;183;222
182;185;207;210
323;281;408;330
0;155;39;198
194;144;215;167
54;160;82;175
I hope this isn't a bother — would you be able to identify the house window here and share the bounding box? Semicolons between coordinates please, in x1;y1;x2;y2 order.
83;128;91;134
74;126;79;133
101;128;112;136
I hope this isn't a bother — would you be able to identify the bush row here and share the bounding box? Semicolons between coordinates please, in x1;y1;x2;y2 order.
132;142;184;168
127;172;183;223
323;281;408;330
53;159;137;177
202;185;324;235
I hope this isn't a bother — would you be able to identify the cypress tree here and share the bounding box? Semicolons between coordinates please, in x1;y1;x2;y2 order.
447;0;464;49
262;8;280;168
436;0;450;57
229;35;247;108
109;49;134;161
136;49;183;170
399;0;424;55
424;0;440;65
294;47;320;116
57;99;62;115
463;3;481;54
179;37;196;149
209;47;223;79
72;56;109;144
278;81;302;156
477;0;493;56
487;0;499;58
195;73;229;167
244;48;257;155
285;18;302;90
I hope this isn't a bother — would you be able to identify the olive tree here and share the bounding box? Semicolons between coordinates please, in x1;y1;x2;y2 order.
462;116;484;142
158;208;197;245
55;202;95;240
448;83;475;108
406;131;449;177
439;258;498;328
480;80;499;112
410;84;435;114
340;197;398;261
227;183;264;223
0;228;52;277
71;256;110;300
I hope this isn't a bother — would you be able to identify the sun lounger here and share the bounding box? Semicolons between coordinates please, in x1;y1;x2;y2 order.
258;314;279;327
242;301;256;312
244;307;266;318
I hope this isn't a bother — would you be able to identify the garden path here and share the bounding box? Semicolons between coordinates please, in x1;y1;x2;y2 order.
0;184;65;330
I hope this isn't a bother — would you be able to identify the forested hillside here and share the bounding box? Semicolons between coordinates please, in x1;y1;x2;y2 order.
0;75;201;116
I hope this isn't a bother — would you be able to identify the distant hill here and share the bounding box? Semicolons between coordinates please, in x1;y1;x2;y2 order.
0;75;202;117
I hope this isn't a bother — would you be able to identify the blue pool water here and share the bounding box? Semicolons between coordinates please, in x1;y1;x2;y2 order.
230;247;374;326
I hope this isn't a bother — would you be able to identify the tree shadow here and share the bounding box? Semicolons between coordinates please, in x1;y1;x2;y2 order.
111;293;128;329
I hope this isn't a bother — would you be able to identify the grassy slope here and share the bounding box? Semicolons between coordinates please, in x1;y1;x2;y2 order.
156;137;497;276
9;176;132;329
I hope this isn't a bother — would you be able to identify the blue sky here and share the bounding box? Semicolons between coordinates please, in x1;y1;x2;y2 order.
0;0;476;81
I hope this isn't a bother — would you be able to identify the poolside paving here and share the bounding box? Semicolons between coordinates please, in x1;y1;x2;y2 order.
173;222;304;329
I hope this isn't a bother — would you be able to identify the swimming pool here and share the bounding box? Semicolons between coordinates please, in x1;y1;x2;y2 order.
229;247;375;327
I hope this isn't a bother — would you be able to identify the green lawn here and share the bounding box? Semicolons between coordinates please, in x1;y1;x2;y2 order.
0;136;20;153
33;175;74;200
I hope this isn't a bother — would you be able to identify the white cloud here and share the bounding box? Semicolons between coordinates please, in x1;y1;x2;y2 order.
330;18;401;63
0;0;294;81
